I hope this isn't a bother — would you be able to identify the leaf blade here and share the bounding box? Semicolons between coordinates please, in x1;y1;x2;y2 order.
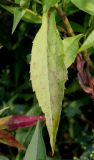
30;11;67;153
71;0;94;15
79;30;94;52
0;5;41;24
24;121;46;160
12;8;26;33
63;34;83;68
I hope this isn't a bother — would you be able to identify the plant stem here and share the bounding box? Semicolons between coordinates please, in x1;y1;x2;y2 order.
56;6;94;70
55;6;75;36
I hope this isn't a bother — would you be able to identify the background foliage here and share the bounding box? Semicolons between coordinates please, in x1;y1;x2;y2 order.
0;0;94;159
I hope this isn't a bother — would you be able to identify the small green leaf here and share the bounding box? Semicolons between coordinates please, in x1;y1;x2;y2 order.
12;8;26;33
15;0;20;4
0;156;9;160
70;22;84;33
71;0;94;15
12;0;30;34
63;34;83;68
0;5;41;24
79;30;94;52
0;107;9;115
30;11;67;153
24;122;46;160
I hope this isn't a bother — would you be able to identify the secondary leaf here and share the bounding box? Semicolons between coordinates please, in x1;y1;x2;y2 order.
62;34;83;68
12;0;30;33
24;121;46;160
0;5;41;27
0;156;9;160
30;11;67;153
12;8;26;33
71;0;94;15
79;30;94;52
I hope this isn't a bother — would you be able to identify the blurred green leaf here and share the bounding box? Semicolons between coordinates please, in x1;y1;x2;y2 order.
0;5;42;24
0;156;9;160
24;121;46;160
12;8;26;33
71;0;94;15
64;100;81;117
20;0;30;8
70;22;85;33
79;30;94;52
0;107;9;115
16;126;35;147
80;146;94;159
26;104;42;116
63;34;83;68
15;0;20;4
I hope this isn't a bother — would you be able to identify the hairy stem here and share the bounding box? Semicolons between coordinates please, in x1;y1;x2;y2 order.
55;6;75;36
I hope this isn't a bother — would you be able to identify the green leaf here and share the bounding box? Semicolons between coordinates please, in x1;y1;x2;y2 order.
0;156;9;160
64;100;81;118
0;107;9;115
63;34;83;68
44;0;58;11
0;5;41;24
70;22;85;33
71;0;94;15
79;30;94;52
15;0;20;4
12;8;26;33
20;0;30;8
12;0;30;33
30;11;67;153
24;122;46;160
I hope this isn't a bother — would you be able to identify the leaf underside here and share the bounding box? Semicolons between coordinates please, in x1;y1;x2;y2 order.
30;11;67;153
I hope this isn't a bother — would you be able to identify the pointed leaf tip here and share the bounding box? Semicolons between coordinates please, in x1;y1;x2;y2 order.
24;122;46;160
12;8;26;34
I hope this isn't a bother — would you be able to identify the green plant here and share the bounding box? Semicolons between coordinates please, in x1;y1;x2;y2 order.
0;0;94;159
